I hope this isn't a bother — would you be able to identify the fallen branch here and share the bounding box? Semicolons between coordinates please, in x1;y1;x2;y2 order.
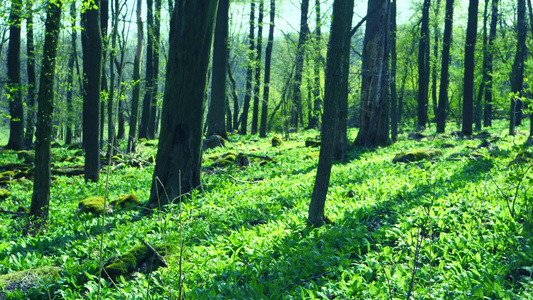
142;240;168;268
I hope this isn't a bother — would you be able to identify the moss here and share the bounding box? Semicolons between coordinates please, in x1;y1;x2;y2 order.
0;266;61;293
393;149;442;163
206;135;227;149
272;135;283;147
0;188;11;199
305;151;320;160
1;171;16;178
138;138;148;143
236;153;250;167
16;150;35;163
78;196;113;215
110;194;140;207
213;151;237;167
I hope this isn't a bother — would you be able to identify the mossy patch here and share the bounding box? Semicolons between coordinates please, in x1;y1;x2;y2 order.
77;197;113;215
0;266;61;295
206;135;227;149
272;135;283;147
103;243;178;280
393;149;442;163
212;151;237;167
110;194;140;207
305;151;321;160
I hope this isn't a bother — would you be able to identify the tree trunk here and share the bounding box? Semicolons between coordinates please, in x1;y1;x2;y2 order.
431;0;441;122
290;0;310;129
100;0;109;147
510;0;526;135
147;0;218;209
390;0;398;142
483;0;497;128
140;0;154;140
461;0;479;136
527;0;533;136
251;0;264;135
228;58;240;130
24;1;36;148
354;0;390;147
6;0;24;150
260;0;275;138
128;0;143;152
308;0;354;228
82;0;103;182
308;0;322;129
417;0;430;130
207;0;229;139
65;1;77;145
437;0;454;133
240;2;255;135
29;0;62;231
148;0;162;138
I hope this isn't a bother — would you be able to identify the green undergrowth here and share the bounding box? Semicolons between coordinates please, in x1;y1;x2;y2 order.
1;120;533;299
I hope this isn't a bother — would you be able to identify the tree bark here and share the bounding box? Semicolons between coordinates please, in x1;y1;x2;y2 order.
390;0;398;142
82;0;103;182
65;1;77;145
6;0;24;150
128;0;143;152
140;0;154;140
308;0;354;228
147;0;218;209
260;0;276;138
437;0;454;133
24;0;36;148
148;0;162;138
510;0;526;135
251;0;264;135
483;0;497;128
29;0;62;231
431;0;441;121
461;0;479;136
354;0;390;147
417;0;430;130
207;0;229;139
290;0;310;129
240;2;256;135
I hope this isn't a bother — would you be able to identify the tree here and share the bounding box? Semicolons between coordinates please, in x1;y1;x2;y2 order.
431;0;441;121
436;0;454;133
390;0;398;142
139;0;154;140
354;0;390;147
251;0;264;135
147;0;218;209
308;0;322;129
128;0;143;152
207;0;229;139
510;0;526;135
259;0;275;138
82;0;103;182
461;0;479;136
148;0;162;138
240;2;255;135
308;0;354;228
290;0;310;129
65;0;77;145
28;0;62;231
24;0;36;148
6;0;24;150
484;0;498;127
417;0;430;130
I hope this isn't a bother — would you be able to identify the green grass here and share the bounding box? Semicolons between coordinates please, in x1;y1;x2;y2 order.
1;120;533;299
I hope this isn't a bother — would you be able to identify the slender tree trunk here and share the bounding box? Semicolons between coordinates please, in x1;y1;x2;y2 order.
207;0;229;139
290;0;310;129
228;58;240;130
354;0;390;147
527;0;533;136
461;0;479;136
390;0;398;141
148;0;162;138
128;0;143;152
148;0;218;208
24;0;36;148
100;0;109;147
251;0;264;135
483;0;497;127
29;0;62;231
6;0;24;150
260;0;275;138
140;0;154;140
65;1;77;145
308;0;322;129
510;0;526;135
437;0;454;133
240;2;255;135
82;0;103;182
431;0;441;121
417;0;430;130
308;0;354;228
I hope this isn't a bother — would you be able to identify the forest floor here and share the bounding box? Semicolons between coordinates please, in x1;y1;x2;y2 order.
1;120;533;299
